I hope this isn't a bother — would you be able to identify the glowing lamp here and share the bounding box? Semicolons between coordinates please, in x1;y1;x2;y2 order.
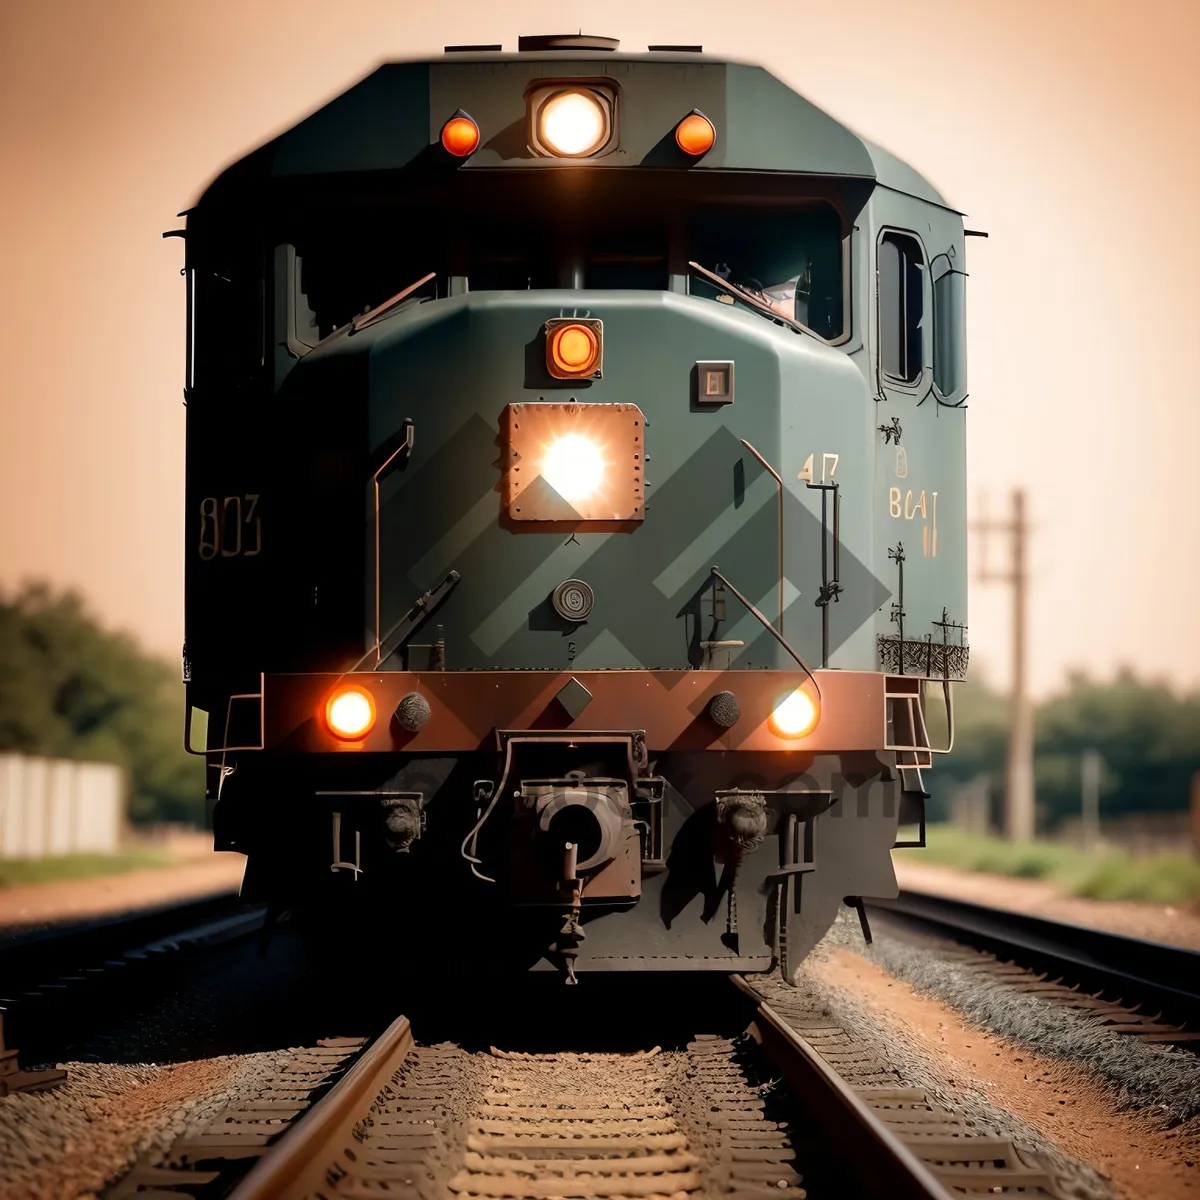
502;400;645;523
325;685;377;740
769;688;819;739
539;89;609;157
547;321;601;378
542;434;606;503
441;112;480;157
675;111;715;156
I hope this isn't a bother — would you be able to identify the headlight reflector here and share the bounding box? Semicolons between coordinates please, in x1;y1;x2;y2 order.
538;89;609;157
769;688;819;739
325;685;377;740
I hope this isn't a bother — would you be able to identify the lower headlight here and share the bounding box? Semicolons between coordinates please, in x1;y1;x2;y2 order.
325;684;377;740
769;688;819;739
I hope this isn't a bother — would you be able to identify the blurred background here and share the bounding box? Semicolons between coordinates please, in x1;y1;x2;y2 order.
0;0;1197;915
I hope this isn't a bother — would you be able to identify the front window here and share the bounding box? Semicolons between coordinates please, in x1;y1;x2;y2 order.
689;206;845;341
878;231;925;384
279;195;846;343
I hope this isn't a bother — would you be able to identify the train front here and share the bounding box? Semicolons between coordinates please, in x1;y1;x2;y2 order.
183;40;954;981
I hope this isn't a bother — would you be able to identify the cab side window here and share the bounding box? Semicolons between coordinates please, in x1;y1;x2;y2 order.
878;232;924;384
194;247;265;387
933;264;966;397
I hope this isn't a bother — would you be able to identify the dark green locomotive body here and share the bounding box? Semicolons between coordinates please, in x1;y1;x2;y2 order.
181;41;968;979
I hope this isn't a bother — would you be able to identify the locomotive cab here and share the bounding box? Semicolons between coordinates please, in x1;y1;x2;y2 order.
181;38;968;982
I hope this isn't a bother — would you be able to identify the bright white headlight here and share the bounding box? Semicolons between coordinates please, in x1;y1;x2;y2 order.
542;434;605;502
539;90;608;157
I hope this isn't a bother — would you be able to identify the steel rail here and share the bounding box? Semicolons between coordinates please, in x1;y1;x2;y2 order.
731;975;953;1200
870;889;1200;1027
0;892;264;1050
230;1013;415;1200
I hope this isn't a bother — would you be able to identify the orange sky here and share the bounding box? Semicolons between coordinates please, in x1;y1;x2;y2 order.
1;0;1197;696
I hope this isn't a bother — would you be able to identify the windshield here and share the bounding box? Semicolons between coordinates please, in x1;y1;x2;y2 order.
688;207;845;341
283;198;845;343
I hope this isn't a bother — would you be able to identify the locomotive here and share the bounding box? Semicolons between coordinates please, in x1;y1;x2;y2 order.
177;35;969;982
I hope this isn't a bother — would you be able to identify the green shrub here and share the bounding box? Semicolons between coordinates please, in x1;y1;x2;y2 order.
0;850;173;888
898;825;1200;906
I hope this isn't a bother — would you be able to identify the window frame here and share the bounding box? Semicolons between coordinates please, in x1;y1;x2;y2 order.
875;227;930;393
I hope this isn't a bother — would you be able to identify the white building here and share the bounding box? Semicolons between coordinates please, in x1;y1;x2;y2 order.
0;754;125;859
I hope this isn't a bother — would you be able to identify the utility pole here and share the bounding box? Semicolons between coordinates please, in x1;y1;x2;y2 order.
972;490;1035;841
1080;749;1103;852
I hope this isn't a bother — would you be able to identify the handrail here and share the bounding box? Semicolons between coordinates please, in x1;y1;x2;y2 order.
709;567;820;698
738;439;784;634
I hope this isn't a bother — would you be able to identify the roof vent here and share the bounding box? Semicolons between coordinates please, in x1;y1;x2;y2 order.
648;44;703;52
444;44;502;52
518;34;619;52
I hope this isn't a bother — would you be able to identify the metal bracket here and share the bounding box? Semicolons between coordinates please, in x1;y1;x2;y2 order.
330;811;362;880
634;776;666;872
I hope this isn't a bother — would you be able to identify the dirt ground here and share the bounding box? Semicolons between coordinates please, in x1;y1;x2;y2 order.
894;858;1200;950
812;946;1200;1200
0;839;245;931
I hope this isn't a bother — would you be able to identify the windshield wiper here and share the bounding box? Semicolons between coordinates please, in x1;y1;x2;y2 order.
687;261;822;341
348;271;437;336
348;570;461;672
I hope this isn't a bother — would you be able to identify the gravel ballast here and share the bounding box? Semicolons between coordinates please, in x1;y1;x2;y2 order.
0;1052;274;1200
836;910;1200;1121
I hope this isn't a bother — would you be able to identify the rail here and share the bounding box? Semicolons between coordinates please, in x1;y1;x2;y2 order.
869;890;1200;1030
0;892;263;1056
230;1014;415;1199
732;975;953;1199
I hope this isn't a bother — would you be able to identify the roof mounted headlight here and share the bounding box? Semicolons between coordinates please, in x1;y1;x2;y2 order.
528;83;616;158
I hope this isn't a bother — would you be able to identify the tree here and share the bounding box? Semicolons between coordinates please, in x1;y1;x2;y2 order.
928;666;1200;830
0;583;204;825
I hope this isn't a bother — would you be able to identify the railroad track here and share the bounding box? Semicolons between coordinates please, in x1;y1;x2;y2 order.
869;890;1200;1042
0;892;266;1069
230;1017;812;1200
105;973;1079;1199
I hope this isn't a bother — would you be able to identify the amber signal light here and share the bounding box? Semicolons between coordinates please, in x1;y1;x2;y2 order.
546;321;602;379
441;112;480;157
675;110;715;157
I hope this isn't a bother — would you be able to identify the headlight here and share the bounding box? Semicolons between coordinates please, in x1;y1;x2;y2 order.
542;434;606;502
769;688;819;739
325;685;377;740
503;400;645;524
534;87;612;157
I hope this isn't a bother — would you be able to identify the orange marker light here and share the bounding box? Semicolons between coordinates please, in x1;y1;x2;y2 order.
547;322;601;378
675;111;716;157
441;113;480;157
325;684;377;740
